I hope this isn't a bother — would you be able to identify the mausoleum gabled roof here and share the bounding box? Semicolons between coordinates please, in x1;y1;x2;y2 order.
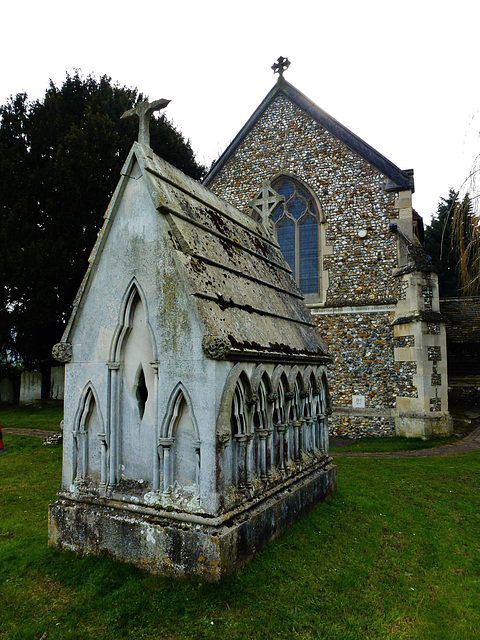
203;76;414;193
62;142;330;364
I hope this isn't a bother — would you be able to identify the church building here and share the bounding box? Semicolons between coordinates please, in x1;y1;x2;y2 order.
204;57;452;439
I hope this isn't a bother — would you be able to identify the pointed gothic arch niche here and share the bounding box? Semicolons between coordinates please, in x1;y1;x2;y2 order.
162;384;200;491
270;366;289;470
270;174;328;303
271;365;289;426
111;281;156;482
315;370;331;416
250;368;274;481
229;370;251;488
287;370;305;463
73;384;105;484
287;368;305;422
216;364;254;493
304;370;318;454
314;368;331;455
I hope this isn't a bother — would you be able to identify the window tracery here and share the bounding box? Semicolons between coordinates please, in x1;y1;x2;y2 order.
271;176;323;296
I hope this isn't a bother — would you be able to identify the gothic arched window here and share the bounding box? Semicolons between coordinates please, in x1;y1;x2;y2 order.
271;176;323;298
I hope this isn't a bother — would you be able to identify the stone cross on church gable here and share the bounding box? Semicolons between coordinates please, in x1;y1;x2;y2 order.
121;98;171;147
271;56;291;76
249;181;285;234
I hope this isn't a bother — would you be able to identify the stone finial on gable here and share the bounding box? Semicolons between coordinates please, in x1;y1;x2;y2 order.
271;56;291;77
249;181;285;235
121;98;170;147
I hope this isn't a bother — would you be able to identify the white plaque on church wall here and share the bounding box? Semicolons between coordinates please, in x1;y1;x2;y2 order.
352;395;365;408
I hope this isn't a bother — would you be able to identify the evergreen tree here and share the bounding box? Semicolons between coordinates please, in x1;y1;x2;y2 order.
0;73;205;369
451;193;480;296
424;189;462;297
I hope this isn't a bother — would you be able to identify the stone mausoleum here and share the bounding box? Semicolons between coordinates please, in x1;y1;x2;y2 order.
205;58;452;439
49;101;336;579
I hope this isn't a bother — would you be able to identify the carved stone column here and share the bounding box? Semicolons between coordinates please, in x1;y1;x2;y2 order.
107;361;120;485
322;415;329;457
194;440;201;487
293;420;302;464
98;433;108;486
265;427;274;479
285;421;293;468
302;418;311;454
80;430;88;481
150;361;160;490
72;430;80;483
158;437;175;495
257;430;268;480
275;423;287;470
245;433;254;488
234;434;248;487
317;414;327;455
313;414;321;452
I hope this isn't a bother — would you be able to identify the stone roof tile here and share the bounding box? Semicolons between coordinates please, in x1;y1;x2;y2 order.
440;297;480;343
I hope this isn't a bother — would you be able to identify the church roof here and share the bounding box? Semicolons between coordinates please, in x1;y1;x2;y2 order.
62;143;330;364
204;76;414;193
440;297;480;343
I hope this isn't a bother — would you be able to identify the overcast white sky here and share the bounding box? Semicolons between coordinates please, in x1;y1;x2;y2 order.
2;0;480;223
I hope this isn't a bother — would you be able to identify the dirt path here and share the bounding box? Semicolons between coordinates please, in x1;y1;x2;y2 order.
2;428;59;438
332;425;480;458
332;440;480;458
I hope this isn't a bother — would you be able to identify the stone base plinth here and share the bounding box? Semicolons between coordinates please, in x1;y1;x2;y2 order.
395;411;453;439
49;462;336;579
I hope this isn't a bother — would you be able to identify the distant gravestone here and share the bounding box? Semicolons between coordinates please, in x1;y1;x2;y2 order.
0;378;14;404
19;371;42;405
50;366;65;400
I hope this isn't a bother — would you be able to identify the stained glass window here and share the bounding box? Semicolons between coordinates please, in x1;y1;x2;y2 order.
271;176;321;295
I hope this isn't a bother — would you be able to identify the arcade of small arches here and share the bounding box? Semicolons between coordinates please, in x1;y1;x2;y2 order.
219;362;331;507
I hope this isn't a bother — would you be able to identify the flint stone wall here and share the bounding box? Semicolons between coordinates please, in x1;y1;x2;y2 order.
313;311;420;437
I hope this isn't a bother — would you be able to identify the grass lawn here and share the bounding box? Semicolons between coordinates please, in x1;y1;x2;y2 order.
0;400;63;432
1;434;480;640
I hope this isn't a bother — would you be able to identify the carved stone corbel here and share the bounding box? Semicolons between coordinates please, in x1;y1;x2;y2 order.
267;392;278;404
246;393;258;407
52;342;73;363
202;335;231;360
217;431;231;448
